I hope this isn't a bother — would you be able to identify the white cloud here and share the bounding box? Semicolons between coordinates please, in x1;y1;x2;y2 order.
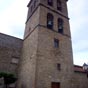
73;52;88;66
68;0;88;34
68;0;88;65
0;0;30;38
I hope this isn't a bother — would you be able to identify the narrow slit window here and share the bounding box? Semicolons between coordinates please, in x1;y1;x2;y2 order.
54;39;59;48
57;64;61;70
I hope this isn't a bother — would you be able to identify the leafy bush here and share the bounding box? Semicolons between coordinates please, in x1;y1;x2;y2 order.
0;72;17;85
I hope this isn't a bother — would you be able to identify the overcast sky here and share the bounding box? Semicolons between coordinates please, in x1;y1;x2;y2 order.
0;0;88;66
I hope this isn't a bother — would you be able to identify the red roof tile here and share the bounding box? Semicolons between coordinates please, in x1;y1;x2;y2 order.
74;65;86;73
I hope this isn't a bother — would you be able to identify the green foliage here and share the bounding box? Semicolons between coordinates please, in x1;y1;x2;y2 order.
0;72;17;84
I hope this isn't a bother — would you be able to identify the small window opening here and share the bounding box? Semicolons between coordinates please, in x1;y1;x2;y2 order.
48;0;53;6
47;13;54;29
54;39;59;48
57;64;61;70
57;0;62;11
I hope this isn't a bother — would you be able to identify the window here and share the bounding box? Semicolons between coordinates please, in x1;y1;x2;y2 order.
34;0;36;8
47;13;54;29
58;18;64;34
54;39;59;48
57;64;61;70
57;0;62;11
48;0;53;6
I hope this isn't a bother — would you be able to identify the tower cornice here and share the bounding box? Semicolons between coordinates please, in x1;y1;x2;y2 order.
27;0;68;7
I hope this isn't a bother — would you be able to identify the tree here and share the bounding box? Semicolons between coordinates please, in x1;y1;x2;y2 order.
0;72;17;88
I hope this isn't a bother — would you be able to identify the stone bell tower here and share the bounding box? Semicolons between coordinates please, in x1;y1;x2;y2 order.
18;0;74;88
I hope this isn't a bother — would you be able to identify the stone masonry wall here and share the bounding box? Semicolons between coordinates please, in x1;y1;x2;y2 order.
17;6;40;88
17;28;39;88
40;0;68;17
72;72;88;88
0;33;23;75
35;26;73;88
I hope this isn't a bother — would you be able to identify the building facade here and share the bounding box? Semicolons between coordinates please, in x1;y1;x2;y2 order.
0;0;88;88
18;0;74;88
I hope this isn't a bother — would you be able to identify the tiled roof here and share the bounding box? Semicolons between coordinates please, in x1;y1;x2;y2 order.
74;65;86;73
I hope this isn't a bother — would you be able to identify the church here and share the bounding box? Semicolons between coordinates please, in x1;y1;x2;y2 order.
0;0;88;88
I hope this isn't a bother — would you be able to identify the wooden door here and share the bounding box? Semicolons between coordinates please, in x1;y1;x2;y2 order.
52;82;60;88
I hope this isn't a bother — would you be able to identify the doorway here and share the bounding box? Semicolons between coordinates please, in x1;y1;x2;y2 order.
51;82;60;88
